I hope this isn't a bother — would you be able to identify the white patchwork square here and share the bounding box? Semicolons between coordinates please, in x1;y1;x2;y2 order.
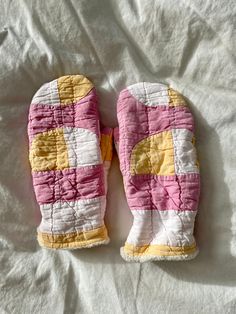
172;128;199;175
38;196;106;234
63;127;101;168
32;79;61;106
127;210;197;247
128;82;170;106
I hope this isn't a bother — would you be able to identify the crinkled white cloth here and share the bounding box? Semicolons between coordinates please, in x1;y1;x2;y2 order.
0;0;236;313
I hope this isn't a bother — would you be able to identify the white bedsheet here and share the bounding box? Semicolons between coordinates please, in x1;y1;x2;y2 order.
0;1;236;313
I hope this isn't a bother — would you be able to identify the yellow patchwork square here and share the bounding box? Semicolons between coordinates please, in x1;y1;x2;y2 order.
168;88;186;106
57;75;93;106
29;129;69;171
130;130;175;175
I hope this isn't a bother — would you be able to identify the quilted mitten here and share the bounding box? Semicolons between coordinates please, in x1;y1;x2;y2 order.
116;82;200;262
28;75;113;249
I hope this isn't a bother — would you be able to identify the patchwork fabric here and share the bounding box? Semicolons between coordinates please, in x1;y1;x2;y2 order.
28;75;113;249
116;82;200;262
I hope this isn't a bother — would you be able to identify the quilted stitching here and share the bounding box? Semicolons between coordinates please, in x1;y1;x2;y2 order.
28;75;112;249
57;75;93;105
130;131;175;175
117;82;200;262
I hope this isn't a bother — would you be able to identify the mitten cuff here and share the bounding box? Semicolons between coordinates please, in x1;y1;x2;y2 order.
37;224;109;249
121;242;198;263
121;209;199;262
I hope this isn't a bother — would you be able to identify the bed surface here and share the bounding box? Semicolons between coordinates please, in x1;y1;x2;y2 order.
0;1;236;313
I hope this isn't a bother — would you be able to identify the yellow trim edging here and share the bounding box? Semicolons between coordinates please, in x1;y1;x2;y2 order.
38;225;108;249
123;242;197;256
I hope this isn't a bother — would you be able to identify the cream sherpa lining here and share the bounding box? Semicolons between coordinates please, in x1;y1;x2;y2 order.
120;247;199;263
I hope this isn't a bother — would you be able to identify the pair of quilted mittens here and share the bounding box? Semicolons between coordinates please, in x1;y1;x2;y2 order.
28;75;200;262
